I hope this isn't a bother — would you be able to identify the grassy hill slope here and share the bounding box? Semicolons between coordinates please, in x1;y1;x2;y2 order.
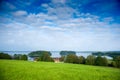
0;60;120;80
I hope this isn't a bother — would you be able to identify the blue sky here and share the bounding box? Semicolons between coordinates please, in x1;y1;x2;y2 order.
0;0;120;51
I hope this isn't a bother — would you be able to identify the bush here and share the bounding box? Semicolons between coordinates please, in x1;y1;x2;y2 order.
86;55;95;65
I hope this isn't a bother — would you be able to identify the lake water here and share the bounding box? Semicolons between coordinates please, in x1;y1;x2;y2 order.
0;51;92;58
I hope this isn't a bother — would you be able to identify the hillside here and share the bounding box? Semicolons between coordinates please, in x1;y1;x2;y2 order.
0;60;120;80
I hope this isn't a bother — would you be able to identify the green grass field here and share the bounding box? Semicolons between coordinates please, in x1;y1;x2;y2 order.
0;60;120;80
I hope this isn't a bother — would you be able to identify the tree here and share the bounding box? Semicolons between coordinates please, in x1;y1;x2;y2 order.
95;56;103;66
13;54;21;60
28;51;51;58
78;56;85;64
86;55;95;65
0;52;12;59
95;56;108;66
60;51;76;56
65;54;78;64
20;54;28;60
102;57;108;66
115;56;120;68
60;56;65;62
39;52;54;62
28;51;53;62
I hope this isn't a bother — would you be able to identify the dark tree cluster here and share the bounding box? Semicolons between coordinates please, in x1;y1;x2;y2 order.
92;51;120;58
28;51;51;57
63;54;120;68
13;54;28;60
95;56;108;66
29;51;54;62
109;56;120;68
64;54;78;64
0;52;12;59
40;53;54;62
60;51;76;56
86;55;95;65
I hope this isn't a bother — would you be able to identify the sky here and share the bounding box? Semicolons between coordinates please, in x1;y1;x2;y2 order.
0;0;120;51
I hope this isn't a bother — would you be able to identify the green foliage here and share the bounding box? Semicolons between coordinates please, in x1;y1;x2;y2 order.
40;53;54;62
28;51;51;57
13;54;22;60
92;52;105;56
13;54;27;60
102;57;108;66
20;54;28;60
0;52;11;59
60;51;76;56
114;56;120;68
92;51;120;58
60;56;65;62
34;57;41;61
28;51;53;62
78;56;85;64
86;55;95;65
0;60;120;80
109;61;116;67
95;56;108;66
65;54;78;64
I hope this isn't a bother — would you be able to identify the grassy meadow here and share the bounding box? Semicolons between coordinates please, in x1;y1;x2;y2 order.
0;60;120;80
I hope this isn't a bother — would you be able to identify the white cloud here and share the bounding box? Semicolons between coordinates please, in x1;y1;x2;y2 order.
103;17;114;23
40;26;66;31
47;6;76;19
52;0;66;4
41;4;49;8
12;10;27;16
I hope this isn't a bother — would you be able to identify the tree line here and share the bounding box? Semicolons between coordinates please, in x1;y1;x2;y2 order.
60;54;120;68
92;51;120;59
0;51;120;68
0;52;28;60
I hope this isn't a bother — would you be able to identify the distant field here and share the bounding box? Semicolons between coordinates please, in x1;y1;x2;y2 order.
0;60;120;80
